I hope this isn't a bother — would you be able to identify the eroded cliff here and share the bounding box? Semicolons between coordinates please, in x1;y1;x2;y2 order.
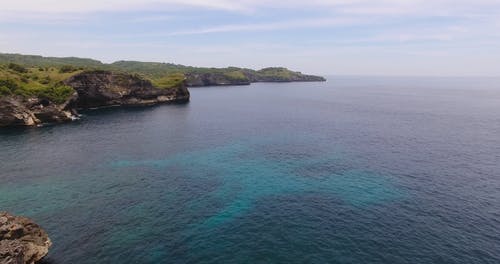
0;71;190;127
65;71;190;109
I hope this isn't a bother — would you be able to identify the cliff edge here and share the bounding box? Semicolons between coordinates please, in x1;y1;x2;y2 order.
65;71;190;109
0;212;52;264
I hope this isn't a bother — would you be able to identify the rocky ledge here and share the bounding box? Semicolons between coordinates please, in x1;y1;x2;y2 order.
0;95;77;127
0;71;190;127
65;71;190;109
0;212;52;264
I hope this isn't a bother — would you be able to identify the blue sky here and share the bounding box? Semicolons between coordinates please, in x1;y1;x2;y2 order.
1;0;499;76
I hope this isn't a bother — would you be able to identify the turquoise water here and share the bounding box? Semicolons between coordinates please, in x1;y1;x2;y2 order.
1;77;499;263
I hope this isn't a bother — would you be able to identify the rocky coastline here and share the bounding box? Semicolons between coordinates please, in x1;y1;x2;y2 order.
0;212;51;264
65;71;190;109
0;53;326;128
184;69;326;87
0;71;190;127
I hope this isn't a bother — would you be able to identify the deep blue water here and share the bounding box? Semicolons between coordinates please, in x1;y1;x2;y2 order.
1;76;500;263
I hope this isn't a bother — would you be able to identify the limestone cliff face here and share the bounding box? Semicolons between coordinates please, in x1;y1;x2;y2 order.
65;71;190;109
0;212;52;264
0;95;77;127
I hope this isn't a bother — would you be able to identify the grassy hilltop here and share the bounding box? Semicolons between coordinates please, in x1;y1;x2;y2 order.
0;63;78;103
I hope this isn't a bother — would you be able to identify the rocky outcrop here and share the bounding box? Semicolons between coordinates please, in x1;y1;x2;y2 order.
65;71;190;108
251;67;326;83
0;212;52;264
253;73;326;82
0;71;190;127
0;95;77;127
185;73;250;87
185;68;325;87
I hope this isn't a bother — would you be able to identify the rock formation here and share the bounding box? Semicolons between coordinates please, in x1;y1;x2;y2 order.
0;95;77;127
184;68;326;87
0;71;190;127
0;212;52;264
65;70;190;109
185;72;250;86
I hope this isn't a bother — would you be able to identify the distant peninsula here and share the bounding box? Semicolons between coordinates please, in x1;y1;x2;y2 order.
0;53;326;127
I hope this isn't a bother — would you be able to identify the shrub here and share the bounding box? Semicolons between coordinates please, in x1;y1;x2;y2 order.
0;85;12;96
36;85;74;104
40;76;51;85
59;65;78;73
152;73;185;89
0;79;19;91
8;63;28;73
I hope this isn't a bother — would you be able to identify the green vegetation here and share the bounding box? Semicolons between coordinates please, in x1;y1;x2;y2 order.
0;53;325;84
151;73;186;89
108;61;248;81
0;65;79;103
8;63;28;73
257;67;305;81
0;53;103;68
0;53;325;103
223;70;248;81
59;65;80;73
109;61;186;78
0;55;187;104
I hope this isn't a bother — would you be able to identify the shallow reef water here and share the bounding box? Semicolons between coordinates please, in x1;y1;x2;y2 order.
1;77;499;263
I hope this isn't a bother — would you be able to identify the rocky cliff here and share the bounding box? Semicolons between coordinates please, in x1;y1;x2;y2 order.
250;67;326;83
65;71;190;109
0;71;190;127
0;212;52;264
184;68;325;87
0;95;77;127
185;72;250;87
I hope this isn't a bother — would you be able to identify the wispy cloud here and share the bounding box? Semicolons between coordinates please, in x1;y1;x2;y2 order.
165;17;368;36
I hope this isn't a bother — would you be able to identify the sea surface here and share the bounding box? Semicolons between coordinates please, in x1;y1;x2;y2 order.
1;76;499;264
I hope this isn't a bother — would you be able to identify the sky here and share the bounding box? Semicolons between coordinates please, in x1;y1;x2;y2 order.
1;0;499;76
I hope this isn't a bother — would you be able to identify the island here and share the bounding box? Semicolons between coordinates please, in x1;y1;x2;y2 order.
0;53;326;127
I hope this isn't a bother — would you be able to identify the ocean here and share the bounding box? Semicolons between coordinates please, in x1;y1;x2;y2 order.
1;76;499;263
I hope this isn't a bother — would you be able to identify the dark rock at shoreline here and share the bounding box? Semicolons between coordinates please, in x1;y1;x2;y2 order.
0;95;77;127
0;212;52;264
65;71;190;109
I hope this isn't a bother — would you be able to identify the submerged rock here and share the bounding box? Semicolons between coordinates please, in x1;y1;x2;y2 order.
0;212;52;264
